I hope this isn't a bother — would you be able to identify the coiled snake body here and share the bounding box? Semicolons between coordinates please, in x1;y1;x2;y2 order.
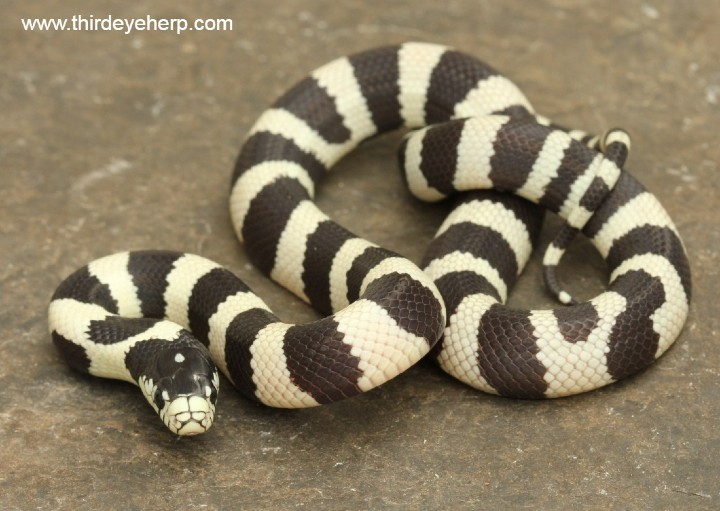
49;42;691;435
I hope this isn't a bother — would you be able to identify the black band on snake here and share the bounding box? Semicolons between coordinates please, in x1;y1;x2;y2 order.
49;42;691;435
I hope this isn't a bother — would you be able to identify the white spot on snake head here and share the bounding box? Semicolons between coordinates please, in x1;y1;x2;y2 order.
174;353;185;363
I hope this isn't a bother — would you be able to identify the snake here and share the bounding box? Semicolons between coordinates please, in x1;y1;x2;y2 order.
48;42;691;435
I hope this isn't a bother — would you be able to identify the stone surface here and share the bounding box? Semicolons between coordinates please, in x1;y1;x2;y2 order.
1;0;718;509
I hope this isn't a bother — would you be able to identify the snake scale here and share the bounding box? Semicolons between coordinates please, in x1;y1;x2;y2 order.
49;42;691;435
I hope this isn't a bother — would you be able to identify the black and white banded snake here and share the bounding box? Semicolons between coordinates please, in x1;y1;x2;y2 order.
49;42;691;435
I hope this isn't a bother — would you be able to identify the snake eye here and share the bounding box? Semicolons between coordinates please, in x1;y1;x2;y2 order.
153;389;165;410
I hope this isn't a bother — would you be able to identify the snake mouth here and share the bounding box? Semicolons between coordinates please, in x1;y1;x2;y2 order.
162;395;215;436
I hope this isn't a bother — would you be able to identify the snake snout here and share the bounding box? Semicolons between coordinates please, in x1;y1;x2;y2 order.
164;395;215;436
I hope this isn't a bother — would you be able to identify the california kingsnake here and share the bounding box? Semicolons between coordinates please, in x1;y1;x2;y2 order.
49;42;691;435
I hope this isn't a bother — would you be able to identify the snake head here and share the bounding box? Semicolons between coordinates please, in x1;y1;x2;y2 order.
133;334;220;436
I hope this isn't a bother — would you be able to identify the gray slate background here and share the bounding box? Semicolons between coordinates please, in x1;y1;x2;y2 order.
1;0;719;509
